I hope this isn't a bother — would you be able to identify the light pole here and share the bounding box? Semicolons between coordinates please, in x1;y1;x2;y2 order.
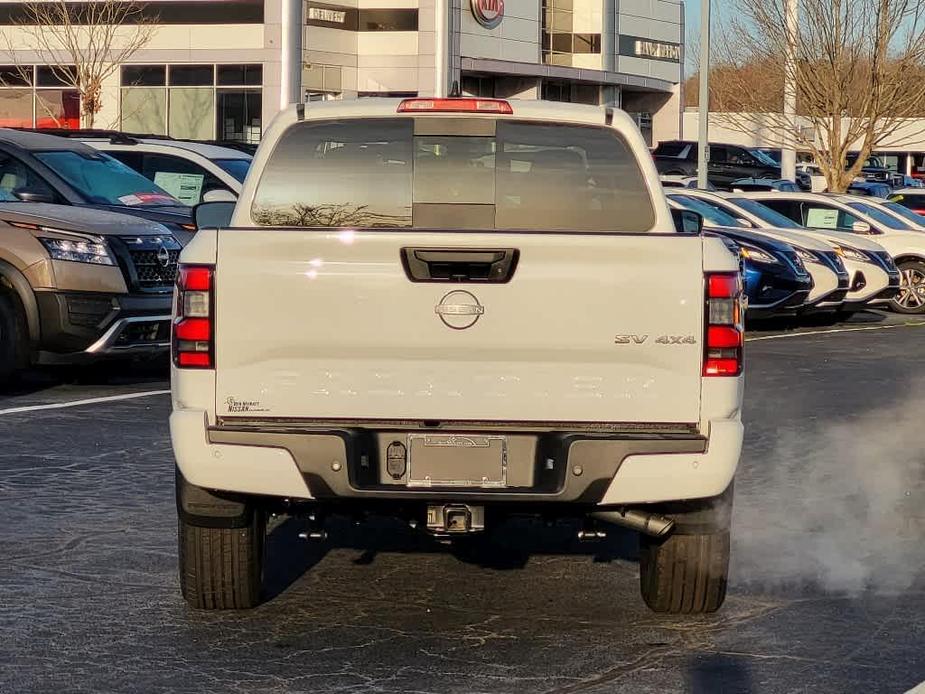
280;0;304;109
434;1;448;97
697;0;711;190
781;0;798;181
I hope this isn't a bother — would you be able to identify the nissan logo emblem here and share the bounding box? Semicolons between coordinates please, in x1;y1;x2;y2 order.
435;290;485;330
156;244;171;268
471;0;503;29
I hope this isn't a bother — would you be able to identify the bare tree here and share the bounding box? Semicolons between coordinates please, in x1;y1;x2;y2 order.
3;0;158;128
712;0;925;192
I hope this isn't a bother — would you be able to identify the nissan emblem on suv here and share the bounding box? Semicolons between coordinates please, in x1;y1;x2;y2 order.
156;244;171;268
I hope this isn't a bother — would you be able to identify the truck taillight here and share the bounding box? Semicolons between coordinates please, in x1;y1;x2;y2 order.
704;272;743;377
397;97;513;114
173;265;214;369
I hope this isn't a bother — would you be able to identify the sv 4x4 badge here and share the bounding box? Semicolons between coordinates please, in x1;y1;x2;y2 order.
614;334;698;345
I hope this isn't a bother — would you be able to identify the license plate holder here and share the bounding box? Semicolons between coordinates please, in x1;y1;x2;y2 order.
406;434;507;488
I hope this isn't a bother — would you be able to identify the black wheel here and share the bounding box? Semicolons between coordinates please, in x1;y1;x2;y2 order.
890;259;925;314
0;290;27;386
638;486;733;614
178;507;266;610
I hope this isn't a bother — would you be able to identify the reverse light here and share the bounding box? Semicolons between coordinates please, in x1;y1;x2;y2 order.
704;272;744;377
173;264;214;369
397;98;513;114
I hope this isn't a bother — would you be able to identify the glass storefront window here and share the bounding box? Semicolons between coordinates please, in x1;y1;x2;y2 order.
217;64;262;86
168;64;214;87
121;87;167;134
541;0;601;66
0;65;79;128
121;63;263;142
122;65;166;87
168;88;214;139
0;89;33;127
35;89;79;129
0;65;31;86
36;65;76;87
216;89;261;143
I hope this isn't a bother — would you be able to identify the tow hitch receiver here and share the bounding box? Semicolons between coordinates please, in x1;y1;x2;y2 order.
426;504;485;534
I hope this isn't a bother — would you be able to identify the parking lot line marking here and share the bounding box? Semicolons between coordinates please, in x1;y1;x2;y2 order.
746;321;925;342
0;389;170;416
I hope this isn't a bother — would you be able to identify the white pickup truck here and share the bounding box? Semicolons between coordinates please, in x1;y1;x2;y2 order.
171;98;745;614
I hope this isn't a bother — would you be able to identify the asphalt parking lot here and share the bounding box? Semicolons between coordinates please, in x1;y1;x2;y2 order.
2;315;924;694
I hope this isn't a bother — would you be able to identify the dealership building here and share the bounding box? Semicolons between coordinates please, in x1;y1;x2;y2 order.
0;0;684;144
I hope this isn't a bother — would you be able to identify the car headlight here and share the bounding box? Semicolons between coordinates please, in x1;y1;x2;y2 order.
739;243;779;264
795;248;821;264
833;245;870;263
39;236;114;265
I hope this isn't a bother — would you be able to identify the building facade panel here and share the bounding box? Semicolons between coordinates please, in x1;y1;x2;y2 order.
0;0;684;144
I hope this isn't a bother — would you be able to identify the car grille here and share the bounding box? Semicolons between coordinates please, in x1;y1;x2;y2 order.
819;250;847;274
117;235;182;292
873;250;898;272
782;250;809;277
128;248;180;288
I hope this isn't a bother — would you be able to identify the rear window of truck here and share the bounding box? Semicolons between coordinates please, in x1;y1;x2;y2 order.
251;118;656;232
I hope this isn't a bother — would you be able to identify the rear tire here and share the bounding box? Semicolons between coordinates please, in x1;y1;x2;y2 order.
178;510;266;609
639;530;730;613
638;485;733;614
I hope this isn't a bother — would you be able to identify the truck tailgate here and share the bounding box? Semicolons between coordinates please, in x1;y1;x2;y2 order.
214;230;704;424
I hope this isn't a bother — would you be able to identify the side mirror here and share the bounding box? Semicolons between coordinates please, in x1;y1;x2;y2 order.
852;221;872;233
13;187;54;204
193;200;235;229
202;188;237;203
671;208;703;234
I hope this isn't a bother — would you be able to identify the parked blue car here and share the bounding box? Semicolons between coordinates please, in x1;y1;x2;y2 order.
847;181;892;198
668;200;813;317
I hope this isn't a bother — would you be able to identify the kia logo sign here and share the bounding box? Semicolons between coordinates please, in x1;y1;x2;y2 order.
471;0;504;29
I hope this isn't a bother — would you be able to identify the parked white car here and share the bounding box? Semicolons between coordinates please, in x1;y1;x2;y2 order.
660;174;716;191
80;136;251;205
666;191;849;311
173;98;745;614
675;189;899;312
796;163;828;193
853;194;925;232
744;191;923;312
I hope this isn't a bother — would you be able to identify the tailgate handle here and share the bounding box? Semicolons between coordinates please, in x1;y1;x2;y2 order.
401;248;519;283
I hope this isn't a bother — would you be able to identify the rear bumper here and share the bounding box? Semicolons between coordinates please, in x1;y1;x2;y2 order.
35;290;171;363
170;410;743;506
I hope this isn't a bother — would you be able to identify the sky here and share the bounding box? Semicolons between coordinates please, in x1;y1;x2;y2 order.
684;0;734;40
683;0;732;70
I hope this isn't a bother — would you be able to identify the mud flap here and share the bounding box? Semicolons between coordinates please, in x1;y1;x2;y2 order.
175;467;254;529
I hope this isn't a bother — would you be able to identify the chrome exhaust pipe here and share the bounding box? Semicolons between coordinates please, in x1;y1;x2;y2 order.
590;509;675;538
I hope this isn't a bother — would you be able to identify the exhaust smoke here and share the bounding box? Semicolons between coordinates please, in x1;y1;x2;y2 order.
733;382;925;594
